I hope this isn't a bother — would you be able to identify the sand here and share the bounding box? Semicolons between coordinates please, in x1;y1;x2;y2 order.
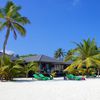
0;77;100;100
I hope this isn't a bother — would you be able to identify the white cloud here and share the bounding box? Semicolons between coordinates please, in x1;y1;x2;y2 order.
0;50;14;55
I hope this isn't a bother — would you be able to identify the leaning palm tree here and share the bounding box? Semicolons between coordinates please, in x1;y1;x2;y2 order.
54;48;65;60
64;38;100;76
0;1;30;56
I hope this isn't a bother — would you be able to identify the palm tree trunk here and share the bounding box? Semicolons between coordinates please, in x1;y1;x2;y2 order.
3;27;10;56
86;68;89;76
97;69;99;77
26;72;28;78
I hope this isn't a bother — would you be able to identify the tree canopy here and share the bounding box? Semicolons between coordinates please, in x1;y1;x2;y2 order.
64;39;100;73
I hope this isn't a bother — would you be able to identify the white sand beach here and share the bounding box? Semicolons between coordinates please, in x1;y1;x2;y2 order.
0;78;100;100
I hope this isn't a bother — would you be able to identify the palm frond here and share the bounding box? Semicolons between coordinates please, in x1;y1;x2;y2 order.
14;17;30;25
13;22;26;36
11;24;17;40
64;59;82;71
64;38;100;73
0;22;7;31
0;9;4;18
91;59;100;66
84;58;93;67
7;5;21;17
5;1;21;14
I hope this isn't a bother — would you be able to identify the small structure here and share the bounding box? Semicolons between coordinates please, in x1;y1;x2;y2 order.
22;55;71;74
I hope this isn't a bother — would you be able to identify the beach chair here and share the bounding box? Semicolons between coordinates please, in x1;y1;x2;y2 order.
33;74;41;80
33;73;49;80
66;74;85;80
92;74;96;77
66;74;75;80
39;74;53;80
39;74;50;80
74;76;83;80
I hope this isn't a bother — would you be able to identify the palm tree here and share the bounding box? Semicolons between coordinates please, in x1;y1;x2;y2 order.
65;49;77;61
0;1;30;56
22;62;39;78
64;38;100;76
0;56;23;81
0;56;39;80
54;48;65;60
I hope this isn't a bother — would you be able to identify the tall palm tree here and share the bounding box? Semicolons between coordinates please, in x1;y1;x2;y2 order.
54;48;65;60
64;38;100;76
0;1;30;56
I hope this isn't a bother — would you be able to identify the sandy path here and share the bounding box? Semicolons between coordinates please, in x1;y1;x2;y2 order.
0;78;100;100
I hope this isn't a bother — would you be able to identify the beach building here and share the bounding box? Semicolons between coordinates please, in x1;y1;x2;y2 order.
22;55;72;76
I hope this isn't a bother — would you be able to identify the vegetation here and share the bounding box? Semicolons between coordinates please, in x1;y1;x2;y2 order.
0;56;22;80
21;62;39;78
0;55;39;81
54;48;66;60
0;1;30;56
0;1;99;81
64;38;100;76
65;49;77;61
20;54;37;58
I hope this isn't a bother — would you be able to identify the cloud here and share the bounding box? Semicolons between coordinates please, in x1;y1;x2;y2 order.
0;50;14;55
72;0;80;6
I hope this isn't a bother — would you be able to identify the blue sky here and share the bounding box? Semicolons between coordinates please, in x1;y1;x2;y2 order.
0;0;100;56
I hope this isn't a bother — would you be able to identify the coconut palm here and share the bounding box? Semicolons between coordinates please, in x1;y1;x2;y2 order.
54;48;65;60
0;56;23;81
0;1;30;56
65;49;77;61
64;38;100;76
22;62;39;78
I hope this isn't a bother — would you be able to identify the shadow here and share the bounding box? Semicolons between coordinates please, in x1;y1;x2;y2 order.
86;77;100;79
11;78;37;83
11;80;34;83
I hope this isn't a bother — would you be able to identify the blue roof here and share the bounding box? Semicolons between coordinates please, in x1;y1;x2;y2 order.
22;55;65;64
22;55;73;65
